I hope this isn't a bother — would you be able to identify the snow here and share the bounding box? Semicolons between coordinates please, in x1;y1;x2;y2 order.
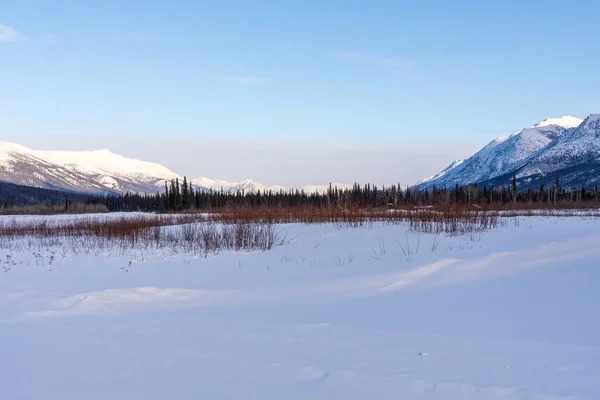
418;159;464;185
518;114;600;179
33;148;179;180
0;142;182;193
416;115;590;189
1;214;600;399
0;140;347;194
191;178;355;194
192;177;353;194
533;115;583;129
415;126;558;189
0;142;178;180
192;177;288;193
0;142;31;157
0;142;36;168
302;183;354;193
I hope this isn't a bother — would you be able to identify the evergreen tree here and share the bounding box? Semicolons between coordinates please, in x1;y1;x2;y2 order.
511;174;518;203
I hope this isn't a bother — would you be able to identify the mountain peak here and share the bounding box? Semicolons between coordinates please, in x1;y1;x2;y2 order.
0;143;181;194
567;114;600;139
417;113;600;190
532;115;583;129
92;148;115;156
580;113;600;127
0;141;32;154
0;142;345;195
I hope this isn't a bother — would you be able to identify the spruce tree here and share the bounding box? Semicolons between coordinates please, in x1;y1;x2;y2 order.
182;176;189;209
511;174;518;203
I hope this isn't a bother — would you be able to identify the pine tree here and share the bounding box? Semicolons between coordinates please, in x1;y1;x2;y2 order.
182;176;189;209
511;174;518;203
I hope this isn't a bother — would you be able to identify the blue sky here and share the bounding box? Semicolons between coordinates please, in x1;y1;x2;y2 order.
1;1;600;184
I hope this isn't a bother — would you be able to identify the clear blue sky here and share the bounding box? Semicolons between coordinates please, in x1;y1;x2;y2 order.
1;0;599;144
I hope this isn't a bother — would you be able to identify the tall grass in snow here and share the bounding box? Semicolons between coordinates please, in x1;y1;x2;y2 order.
0;216;286;256
2;205;597;256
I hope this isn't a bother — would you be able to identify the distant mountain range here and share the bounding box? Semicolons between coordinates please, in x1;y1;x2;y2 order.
0;142;349;195
417;114;600;190
5;112;598;197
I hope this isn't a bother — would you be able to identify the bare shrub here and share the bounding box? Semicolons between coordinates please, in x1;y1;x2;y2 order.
2;204;597;257
0;215;287;257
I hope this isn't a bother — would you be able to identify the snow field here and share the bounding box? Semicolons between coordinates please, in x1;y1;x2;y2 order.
1;214;600;399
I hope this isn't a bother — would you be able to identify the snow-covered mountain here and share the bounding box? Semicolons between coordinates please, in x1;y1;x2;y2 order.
191;177;353;194
515;114;600;177
491;114;600;189
192;177;287;194
0;141;347;195
0;142;180;194
416;115;586;190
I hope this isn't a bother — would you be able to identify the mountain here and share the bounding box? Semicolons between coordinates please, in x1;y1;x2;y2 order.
302;183;355;193
0;141;348;195
514;114;600;177
483;114;600;189
192;177;287;194
416;115;586;190
0;142;180;194
191;177;353;194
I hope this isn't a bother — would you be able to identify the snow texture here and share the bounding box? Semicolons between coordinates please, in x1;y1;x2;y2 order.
0;142;180;194
1;214;600;399
0;142;348;195
417;115;590;189
516;114;600;179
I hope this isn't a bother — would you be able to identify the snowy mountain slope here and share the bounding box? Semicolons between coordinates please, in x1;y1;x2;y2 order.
0;142;181;194
419;159;465;185
0;141;348;195
35;148;179;182
481;161;600;191
192;176;288;194
416;116;584;189
532;115;582;129
477;114;600;190
192;177;354;195
515;114;600;178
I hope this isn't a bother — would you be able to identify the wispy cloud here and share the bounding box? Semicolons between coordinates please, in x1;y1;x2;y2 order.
0;24;22;42
222;75;269;86
331;50;414;74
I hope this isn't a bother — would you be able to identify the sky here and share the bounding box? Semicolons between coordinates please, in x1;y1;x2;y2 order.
1;0;600;186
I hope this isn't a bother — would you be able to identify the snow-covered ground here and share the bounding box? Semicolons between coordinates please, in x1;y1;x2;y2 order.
1;215;600;399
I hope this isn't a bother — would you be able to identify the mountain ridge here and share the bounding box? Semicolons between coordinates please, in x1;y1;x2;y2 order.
415;115;600;190
0;141;348;195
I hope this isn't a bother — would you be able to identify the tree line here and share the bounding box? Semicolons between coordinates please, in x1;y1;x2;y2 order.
89;176;600;212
